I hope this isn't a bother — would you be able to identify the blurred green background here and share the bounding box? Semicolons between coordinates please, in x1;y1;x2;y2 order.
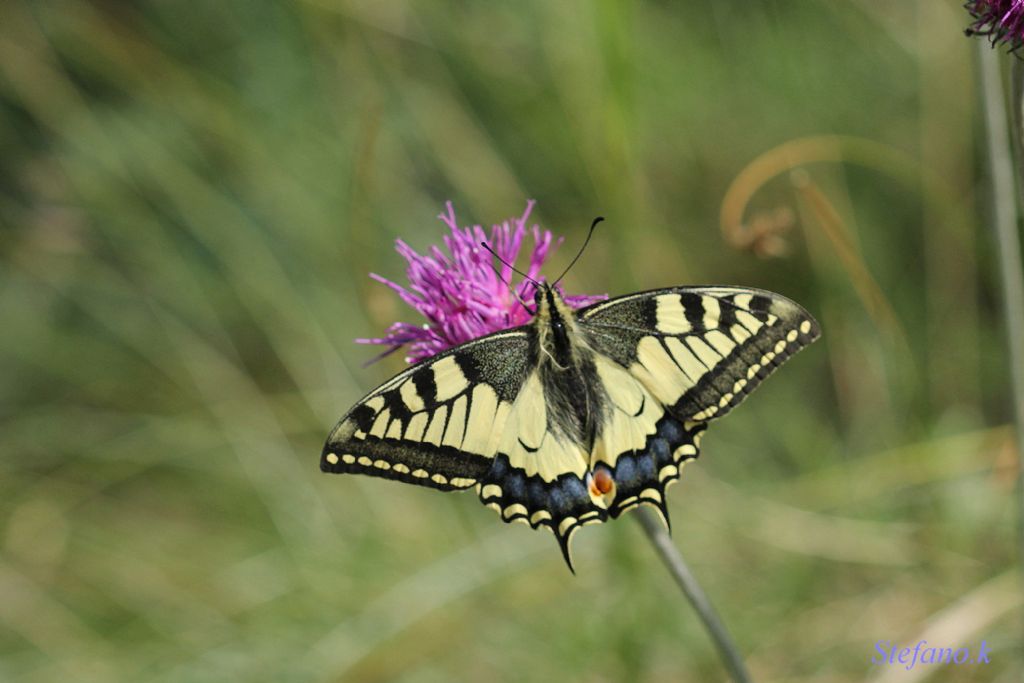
0;0;1018;681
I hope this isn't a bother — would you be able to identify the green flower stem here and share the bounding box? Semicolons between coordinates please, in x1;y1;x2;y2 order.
634;507;754;683
978;44;1024;658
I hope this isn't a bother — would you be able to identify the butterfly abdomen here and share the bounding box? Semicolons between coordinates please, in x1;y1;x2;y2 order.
538;352;608;450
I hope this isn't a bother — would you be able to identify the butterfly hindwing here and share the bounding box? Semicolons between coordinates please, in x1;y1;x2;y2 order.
477;447;601;571
321;329;531;491
602;412;706;528
579;286;821;423
589;354;705;528
477;370;600;570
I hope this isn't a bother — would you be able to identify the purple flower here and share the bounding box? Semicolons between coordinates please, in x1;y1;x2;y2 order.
358;201;607;364
967;0;1024;52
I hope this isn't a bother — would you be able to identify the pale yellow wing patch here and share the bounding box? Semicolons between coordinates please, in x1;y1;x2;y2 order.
628;335;703;408
496;372;588;482
591;355;664;470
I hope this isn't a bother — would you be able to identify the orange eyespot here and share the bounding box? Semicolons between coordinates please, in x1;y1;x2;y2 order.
592;467;614;495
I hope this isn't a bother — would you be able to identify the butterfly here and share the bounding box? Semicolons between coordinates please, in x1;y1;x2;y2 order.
322;280;819;571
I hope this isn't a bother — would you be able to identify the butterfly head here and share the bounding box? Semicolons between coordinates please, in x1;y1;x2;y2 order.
532;281;563;316
533;281;574;324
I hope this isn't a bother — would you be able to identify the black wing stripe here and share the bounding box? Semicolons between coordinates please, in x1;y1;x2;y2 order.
321;438;491;491
410;365;437;407
679;292;706;331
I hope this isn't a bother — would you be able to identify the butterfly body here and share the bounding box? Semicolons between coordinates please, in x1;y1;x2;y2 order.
323;284;820;570
531;286;606;454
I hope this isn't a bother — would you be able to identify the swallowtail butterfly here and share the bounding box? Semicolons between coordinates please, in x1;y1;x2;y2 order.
322;281;819;570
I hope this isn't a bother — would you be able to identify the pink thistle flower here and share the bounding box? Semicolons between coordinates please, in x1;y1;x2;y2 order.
358;201;606;364
967;0;1024;52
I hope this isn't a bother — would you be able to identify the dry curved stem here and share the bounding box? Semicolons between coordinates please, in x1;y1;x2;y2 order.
635;507;753;683
718;134;969;350
719;134;932;248
788;170;908;350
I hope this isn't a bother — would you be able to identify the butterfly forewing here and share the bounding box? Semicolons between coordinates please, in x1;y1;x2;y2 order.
579;286;821;423
321;329;531;490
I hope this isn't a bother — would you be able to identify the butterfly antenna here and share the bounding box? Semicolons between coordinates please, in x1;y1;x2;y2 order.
553;216;603;287
482;251;537;316
479;241;543;290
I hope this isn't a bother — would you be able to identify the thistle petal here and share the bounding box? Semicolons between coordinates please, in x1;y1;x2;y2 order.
358;202;607;363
